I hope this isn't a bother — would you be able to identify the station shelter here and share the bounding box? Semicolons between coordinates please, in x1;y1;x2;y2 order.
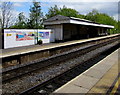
43;15;114;42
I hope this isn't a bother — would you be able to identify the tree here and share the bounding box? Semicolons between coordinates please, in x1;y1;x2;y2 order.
60;6;79;17
18;12;26;23
85;9;99;22
0;2;14;29
46;5;60;19
85;9;119;34
85;9;117;25
46;5;84;19
10;12;27;29
27;1;43;29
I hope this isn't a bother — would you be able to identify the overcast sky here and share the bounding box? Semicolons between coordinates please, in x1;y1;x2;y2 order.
1;0;120;21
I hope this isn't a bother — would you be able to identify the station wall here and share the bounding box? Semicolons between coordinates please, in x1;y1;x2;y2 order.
4;29;54;49
45;24;63;41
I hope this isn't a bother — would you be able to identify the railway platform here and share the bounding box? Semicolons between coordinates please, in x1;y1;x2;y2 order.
1;34;119;58
53;48;120;94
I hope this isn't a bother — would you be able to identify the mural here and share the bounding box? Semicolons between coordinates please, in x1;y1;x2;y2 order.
39;32;49;39
16;31;49;41
16;32;34;41
4;29;53;49
6;33;12;36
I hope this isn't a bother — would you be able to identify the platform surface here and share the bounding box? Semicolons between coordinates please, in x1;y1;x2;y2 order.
1;34;119;58
53;48;120;94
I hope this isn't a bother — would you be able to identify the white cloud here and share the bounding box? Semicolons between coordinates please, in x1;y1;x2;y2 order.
42;0;119;2
13;10;29;18
1;0;118;21
113;14;118;21
1;0;120;2
13;3;23;7
1;0;32;2
46;2;118;20
12;10;20;16
58;4;74;9
41;0;119;2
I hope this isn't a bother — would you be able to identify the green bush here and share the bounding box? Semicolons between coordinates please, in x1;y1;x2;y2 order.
37;39;43;45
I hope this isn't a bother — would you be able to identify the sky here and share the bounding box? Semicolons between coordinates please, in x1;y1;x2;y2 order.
1;0;120;21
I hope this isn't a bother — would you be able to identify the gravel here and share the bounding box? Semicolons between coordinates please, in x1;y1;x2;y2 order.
2;41;119;94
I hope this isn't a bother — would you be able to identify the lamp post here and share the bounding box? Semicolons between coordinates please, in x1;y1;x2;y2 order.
36;17;38;44
36;5;40;44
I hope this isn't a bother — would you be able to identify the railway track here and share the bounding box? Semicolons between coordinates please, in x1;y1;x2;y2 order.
2;36;119;82
20;44;120;95
2;36;120;94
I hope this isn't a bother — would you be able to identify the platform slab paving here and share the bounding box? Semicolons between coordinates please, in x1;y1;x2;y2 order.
1;34;118;58
53;48;119;94
87;62;118;94
53;83;89;94
0;89;2;95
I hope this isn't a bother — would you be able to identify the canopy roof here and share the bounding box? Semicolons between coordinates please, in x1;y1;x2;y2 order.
44;15;114;29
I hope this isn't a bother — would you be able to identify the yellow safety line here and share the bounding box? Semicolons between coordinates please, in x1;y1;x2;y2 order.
110;77;120;95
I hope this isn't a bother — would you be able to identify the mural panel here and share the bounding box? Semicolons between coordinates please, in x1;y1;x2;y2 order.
16;32;34;41
38;32;49;39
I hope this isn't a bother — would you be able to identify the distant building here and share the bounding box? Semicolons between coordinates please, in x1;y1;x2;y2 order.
43;15;114;42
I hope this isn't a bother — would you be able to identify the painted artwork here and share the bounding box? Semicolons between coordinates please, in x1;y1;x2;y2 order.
16;32;34;41
6;33;12;36
39;32;49;39
5;30;15;37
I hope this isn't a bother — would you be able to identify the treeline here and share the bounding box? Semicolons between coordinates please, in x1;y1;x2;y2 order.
1;2;119;34
10;2;43;29
45;5;119;34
